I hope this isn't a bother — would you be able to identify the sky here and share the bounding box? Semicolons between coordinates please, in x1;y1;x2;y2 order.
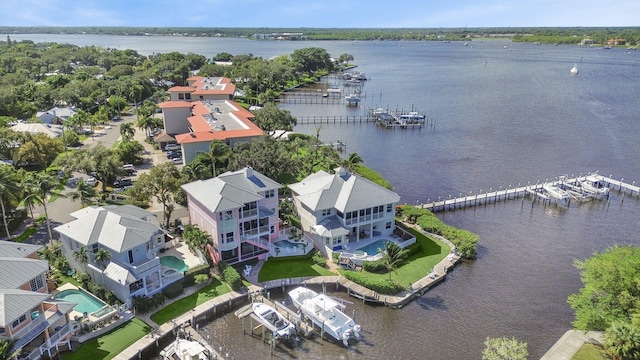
2;0;638;28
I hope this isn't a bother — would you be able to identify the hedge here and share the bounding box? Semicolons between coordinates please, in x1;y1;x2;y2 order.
341;270;405;295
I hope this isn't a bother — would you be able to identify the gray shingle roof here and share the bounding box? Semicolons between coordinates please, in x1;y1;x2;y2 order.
289;167;400;213
54;205;164;253
0;289;50;326
0;258;49;289
182;167;282;213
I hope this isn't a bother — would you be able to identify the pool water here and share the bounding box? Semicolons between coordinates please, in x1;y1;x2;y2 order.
355;239;394;255
53;289;106;314
160;255;188;273
273;240;306;250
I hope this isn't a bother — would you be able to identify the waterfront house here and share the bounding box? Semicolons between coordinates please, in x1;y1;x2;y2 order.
54;205;180;305
0;241;75;359
288;167;402;256
159;76;263;164
181;167;282;264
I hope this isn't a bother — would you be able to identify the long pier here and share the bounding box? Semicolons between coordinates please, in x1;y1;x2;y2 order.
420;174;639;213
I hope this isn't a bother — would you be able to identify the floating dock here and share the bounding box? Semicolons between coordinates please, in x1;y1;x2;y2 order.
420;174;639;213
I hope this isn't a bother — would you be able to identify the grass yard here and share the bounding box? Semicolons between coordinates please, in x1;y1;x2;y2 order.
342;228;450;288
150;277;231;325
61;318;150;360
258;256;335;282
572;343;610;360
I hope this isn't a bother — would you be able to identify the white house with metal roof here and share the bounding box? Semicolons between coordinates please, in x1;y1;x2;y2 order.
54;205;180;305
288;167;401;256
181;167;282;264
0;241;75;359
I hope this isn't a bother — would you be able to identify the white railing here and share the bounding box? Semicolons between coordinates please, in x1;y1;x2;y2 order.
130;257;160;275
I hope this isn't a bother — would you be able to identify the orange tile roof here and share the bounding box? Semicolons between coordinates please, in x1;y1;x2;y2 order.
159;101;193;109
174;100;263;144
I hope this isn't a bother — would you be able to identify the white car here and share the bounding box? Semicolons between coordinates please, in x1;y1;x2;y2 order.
86;177;97;186
170;157;183;165
165;144;180;151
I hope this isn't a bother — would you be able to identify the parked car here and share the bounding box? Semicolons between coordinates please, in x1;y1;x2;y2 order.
166;150;182;159
112;115;121;121
114;178;133;188
164;143;180;151
171;157;183;165
123;164;135;174
86;177;97;186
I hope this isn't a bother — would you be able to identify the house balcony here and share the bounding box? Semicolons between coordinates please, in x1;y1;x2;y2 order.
129;257;160;276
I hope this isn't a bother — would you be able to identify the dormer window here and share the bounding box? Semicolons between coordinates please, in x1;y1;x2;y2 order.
264;189;275;198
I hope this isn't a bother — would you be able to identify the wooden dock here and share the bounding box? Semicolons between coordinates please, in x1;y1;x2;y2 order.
420;174;639;213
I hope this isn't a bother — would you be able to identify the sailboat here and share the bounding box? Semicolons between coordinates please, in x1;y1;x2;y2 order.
570;64;579;74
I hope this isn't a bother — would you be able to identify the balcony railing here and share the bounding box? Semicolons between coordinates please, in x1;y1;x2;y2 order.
130;257;160;275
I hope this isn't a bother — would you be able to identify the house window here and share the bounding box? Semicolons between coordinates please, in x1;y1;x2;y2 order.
91;244;99;254
270;226;275;234
29;275;44;291
264;189;274;198
386;222;392;229
185;93;191;100
128;250;134;264
178;93;184;100
321;209;331;216
225;210;233;220
324;237;331;246
226;232;234;243
386;204;393;212
11;314;27;329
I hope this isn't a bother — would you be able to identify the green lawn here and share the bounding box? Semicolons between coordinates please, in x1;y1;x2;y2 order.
150;278;231;325
61;318;150;360
258;256;335;282
572;343;610;359
341;229;450;288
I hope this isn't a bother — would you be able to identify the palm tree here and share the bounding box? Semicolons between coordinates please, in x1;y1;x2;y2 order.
343;152;363;171
72;246;89;272
136;114;156;138
0;165;19;239
206;139;231;178
119;123;135;142
94;248;111;269
0;337;19;360
605;321;640;360
381;241;408;282
24;172;59;244
68;179;97;207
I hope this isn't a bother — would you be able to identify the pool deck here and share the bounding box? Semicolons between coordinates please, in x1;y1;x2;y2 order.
162;241;207;270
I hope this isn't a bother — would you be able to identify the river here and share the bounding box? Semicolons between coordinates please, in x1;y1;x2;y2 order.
5;34;640;359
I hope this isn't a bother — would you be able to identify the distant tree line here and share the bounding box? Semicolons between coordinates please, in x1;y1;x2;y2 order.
2;26;638;43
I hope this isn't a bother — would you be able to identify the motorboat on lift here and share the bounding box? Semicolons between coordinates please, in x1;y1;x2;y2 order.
252;302;296;338
160;335;213;360
289;287;361;346
580;175;610;199
543;183;571;202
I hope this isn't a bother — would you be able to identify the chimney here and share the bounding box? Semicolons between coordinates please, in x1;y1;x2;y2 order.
244;166;253;178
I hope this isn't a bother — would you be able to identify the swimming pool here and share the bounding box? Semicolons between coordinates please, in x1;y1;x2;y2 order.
273;240;306;250
53;288;106;314
355;239;395;255
160;255;188;273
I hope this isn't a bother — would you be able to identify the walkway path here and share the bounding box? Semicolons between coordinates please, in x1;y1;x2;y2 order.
540;330;603;360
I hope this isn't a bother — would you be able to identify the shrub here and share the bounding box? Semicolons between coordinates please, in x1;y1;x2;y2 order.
341;270;405;295
218;262;242;291
312;252;327;267
162;282;184;299
132;294;165;314
194;274;210;285
362;259;387;273
182;264;211;287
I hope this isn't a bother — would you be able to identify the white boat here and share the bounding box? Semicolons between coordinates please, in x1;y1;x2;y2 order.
159;335;212;360
570;64;579;74
580;175;610;199
543;184;571;201
288;287;361;346
252;302;296;338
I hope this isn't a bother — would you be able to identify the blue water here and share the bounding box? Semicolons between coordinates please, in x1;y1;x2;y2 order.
13;34;640;359
53;289;106;314
355;239;393;255
273;240;305;250
160;255;188;273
